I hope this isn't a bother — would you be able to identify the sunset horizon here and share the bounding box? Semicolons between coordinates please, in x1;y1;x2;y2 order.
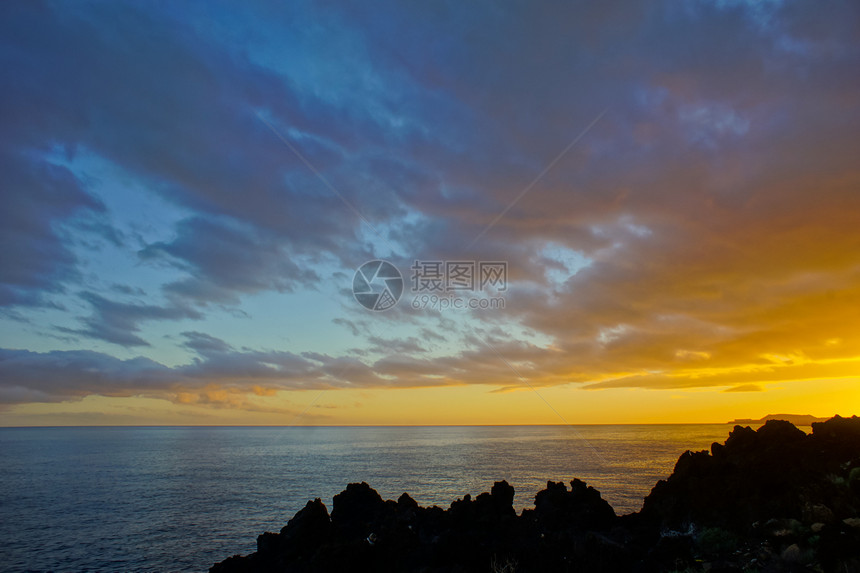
3;2;860;570
2;2;859;426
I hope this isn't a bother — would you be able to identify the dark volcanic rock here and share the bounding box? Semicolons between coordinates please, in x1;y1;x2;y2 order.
529;478;615;531
211;416;860;573
282;498;331;544
211;479;629;572
641;416;860;533
331;481;389;538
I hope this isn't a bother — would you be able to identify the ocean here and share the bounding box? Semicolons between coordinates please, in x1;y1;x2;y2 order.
0;424;775;572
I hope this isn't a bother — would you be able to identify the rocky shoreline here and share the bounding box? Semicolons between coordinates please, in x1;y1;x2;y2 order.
211;416;860;572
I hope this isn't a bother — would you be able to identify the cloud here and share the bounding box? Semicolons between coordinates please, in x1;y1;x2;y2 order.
724;384;764;393
0;348;174;404
62;292;202;347
0;1;406;308
0;150;104;306
1;0;859;413
0;337;381;406
181;331;234;355
332;318;362;337
140;216;321;305
366;335;427;355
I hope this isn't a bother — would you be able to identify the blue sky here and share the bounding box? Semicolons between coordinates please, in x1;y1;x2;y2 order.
2;0;860;424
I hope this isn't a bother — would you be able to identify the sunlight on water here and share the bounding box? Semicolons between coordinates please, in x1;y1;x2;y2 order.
0;424;756;571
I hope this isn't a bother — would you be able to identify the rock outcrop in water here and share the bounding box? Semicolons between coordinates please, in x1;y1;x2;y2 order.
211;416;860;572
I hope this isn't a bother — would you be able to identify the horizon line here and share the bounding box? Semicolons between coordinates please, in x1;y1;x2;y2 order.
0;421;822;429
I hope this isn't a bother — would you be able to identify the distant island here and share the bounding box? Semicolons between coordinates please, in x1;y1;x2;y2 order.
728;413;829;425
212;415;860;572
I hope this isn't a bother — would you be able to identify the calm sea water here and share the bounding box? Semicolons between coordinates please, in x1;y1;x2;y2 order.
0;424;774;572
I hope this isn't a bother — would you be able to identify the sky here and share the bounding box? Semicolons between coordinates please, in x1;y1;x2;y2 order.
1;0;859;426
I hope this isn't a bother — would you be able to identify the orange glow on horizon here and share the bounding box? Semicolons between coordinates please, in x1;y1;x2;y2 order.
3;375;857;427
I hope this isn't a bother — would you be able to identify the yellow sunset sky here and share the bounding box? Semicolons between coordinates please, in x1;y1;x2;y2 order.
1;1;859;426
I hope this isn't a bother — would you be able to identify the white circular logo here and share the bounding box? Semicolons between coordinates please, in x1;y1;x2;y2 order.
352;260;403;311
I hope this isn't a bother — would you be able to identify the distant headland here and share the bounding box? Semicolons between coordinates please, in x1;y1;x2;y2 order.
728;413;830;425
